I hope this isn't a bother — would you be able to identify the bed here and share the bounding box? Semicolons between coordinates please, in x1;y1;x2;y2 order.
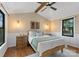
28;31;65;56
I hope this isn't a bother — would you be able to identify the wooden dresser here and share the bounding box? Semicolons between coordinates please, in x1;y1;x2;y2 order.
16;35;28;49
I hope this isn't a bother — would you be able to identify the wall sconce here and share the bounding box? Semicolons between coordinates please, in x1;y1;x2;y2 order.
44;24;49;31
17;20;20;23
17;20;21;28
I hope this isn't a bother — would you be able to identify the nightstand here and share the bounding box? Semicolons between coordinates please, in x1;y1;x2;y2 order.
16;35;28;49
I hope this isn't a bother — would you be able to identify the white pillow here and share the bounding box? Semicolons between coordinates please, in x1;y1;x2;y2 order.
36;32;42;36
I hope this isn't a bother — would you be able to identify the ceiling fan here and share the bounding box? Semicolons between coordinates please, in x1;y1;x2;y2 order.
35;2;57;13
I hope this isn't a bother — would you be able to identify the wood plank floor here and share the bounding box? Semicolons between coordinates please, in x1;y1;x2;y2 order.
4;46;35;57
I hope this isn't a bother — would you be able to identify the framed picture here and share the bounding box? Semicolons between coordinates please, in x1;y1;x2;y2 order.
62;17;74;37
30;21;40;29
36;22;40;29
31;21;35;29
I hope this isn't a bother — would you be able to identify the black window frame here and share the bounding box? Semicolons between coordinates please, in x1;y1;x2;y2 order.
0;10;5;46
62;17;74;37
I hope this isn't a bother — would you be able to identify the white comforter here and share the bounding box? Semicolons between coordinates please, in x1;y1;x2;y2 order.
37;38;65;56
28;35;51;44
28;34;65;56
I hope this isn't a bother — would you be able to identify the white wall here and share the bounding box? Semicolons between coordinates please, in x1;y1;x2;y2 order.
0;5;8;57
7;33;20;47
50;19;62;36
8;13;50;47
50;16;79;47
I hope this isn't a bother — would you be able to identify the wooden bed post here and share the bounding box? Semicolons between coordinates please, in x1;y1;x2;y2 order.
61;47;64;53
61;45;65;53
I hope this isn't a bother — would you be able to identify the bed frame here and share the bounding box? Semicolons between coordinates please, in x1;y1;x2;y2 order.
67;45;79;53
28;31;65;56
42;45;65;57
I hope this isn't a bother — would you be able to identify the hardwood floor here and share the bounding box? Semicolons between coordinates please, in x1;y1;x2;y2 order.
4;46;35;57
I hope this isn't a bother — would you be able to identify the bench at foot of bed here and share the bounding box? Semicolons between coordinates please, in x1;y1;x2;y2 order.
67;45;79;53
41;45;65;57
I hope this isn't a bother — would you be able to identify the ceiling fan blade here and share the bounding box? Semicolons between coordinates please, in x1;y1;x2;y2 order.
41;6;47;12
50;7;57;10
37;2;43;4
47;2;56;6
35;2;48;13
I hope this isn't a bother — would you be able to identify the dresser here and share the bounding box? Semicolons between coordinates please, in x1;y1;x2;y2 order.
16;35;28;49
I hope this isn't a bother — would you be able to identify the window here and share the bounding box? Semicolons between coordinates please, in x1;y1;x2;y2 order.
0;10;5;46
62;17;74;37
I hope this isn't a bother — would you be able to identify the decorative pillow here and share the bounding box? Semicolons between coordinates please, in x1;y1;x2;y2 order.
36;32;42;36
29;31;43;37
29;31;36;37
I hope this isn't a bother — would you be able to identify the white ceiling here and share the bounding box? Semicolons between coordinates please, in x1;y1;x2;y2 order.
2;2;39;14
2;2;79;20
